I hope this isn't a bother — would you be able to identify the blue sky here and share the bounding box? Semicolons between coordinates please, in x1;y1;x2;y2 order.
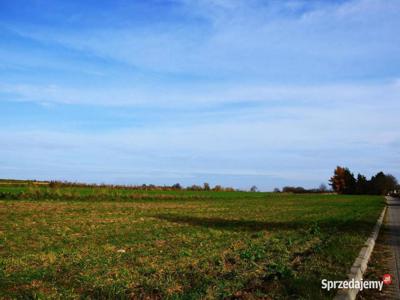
0;0;399;190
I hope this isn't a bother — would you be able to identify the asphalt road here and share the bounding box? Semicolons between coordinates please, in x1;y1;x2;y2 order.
385;196;400;299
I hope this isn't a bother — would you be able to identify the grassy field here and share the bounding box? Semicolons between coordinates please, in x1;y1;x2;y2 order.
0;185;384;299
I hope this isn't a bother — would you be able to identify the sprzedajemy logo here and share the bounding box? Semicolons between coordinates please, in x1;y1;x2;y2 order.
321;275;392;292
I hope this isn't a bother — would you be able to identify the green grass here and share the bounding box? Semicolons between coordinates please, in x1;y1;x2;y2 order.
0;186;384;299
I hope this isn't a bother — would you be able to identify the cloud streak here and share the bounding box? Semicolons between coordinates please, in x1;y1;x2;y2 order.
0;0;399;189
1;80;399;108
3;0;399;79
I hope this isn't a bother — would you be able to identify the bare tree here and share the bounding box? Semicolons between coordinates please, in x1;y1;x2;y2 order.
319;183;327;192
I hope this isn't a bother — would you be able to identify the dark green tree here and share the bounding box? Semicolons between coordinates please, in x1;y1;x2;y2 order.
370;172;398;195
355;174;369;194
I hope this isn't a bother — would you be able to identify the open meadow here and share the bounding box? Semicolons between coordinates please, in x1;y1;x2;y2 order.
0;184;384;299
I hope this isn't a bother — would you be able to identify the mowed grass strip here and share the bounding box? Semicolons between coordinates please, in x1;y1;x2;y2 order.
0;192;383;299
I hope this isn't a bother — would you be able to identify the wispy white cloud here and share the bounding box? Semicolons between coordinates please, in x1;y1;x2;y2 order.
1;0;399;189
4;0;399;78
1;80;399;108
0;116;398;188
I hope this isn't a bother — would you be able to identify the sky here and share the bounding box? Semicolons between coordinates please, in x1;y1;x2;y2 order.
0;0;399;190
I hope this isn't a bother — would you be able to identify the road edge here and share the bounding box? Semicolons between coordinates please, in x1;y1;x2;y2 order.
334;203;387;300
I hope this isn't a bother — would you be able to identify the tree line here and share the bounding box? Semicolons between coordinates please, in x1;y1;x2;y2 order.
278;184;328;194
329;166;398;195
47;181;236;192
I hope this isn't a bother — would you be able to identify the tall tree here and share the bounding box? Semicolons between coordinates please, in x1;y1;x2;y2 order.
355;174;369;194
329;166;356;194
370;172;398;195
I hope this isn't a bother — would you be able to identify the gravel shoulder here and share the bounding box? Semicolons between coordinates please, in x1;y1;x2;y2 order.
358;197;400;299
